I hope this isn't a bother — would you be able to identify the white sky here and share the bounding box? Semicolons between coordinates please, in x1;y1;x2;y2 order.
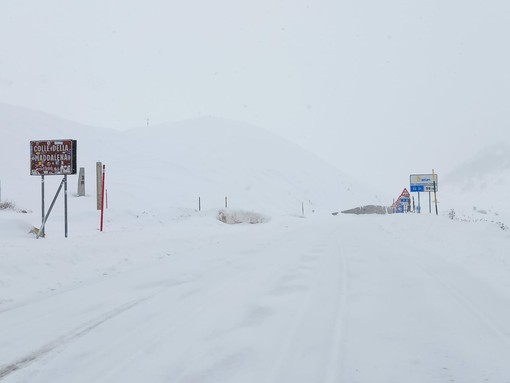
1;0;509;192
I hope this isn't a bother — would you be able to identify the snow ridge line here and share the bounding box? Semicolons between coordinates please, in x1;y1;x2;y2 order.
0;296;150;381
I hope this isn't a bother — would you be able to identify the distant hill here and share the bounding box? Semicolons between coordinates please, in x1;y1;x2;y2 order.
442;142;510;220
445;143;510;188
0;103;383;215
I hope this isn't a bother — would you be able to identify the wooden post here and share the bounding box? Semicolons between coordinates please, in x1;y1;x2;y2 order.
225;196;228;208
198;197;201;212
96;162;102;210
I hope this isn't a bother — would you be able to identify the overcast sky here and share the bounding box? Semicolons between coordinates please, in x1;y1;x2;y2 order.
1;0;509;193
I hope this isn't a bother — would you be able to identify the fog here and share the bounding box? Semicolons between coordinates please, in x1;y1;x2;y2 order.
1;0;509;192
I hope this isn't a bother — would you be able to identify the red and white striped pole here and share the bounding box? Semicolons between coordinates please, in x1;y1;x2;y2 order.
100;164;106;232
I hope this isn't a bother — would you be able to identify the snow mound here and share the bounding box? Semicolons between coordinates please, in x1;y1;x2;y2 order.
341;205;391;215
216;209;269;224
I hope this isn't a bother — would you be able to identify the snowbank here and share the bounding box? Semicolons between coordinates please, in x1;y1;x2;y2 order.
216;209;270;224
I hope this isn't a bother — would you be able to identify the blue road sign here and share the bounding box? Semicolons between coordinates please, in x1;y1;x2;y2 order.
410;185;424;192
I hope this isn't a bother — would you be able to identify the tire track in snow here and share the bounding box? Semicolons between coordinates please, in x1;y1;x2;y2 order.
263;225;349;383
45;224;325;383
0;296;150;381
166;239;328;383
0;223;309;383
323;234;350;383
153;223;342;383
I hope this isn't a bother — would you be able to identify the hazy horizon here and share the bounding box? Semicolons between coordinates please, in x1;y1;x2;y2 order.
1;0;509;192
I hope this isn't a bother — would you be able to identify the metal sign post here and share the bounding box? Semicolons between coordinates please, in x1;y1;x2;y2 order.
64;175;68;237
36;176;66;239
30;139;77;238
410;173;438;215
41;175;45;237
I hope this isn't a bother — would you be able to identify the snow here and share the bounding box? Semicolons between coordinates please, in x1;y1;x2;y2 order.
441;142;510;227
1;104;510;382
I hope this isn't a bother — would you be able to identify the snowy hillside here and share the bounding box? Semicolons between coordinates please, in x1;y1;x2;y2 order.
117;117;385;213
441;142;510;223
2;105;510;383
0;103;382;220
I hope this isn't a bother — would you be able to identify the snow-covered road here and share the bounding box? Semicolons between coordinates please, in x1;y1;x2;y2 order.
1;213;510;383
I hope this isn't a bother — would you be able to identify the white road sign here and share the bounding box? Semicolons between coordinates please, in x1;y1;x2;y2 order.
410;174;438;192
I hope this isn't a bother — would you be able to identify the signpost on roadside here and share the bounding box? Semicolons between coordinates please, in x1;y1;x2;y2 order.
30;139;77;238
394;188;411;213
410;172;438;215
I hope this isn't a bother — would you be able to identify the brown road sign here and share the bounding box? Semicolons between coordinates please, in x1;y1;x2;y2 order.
30;139;77;176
